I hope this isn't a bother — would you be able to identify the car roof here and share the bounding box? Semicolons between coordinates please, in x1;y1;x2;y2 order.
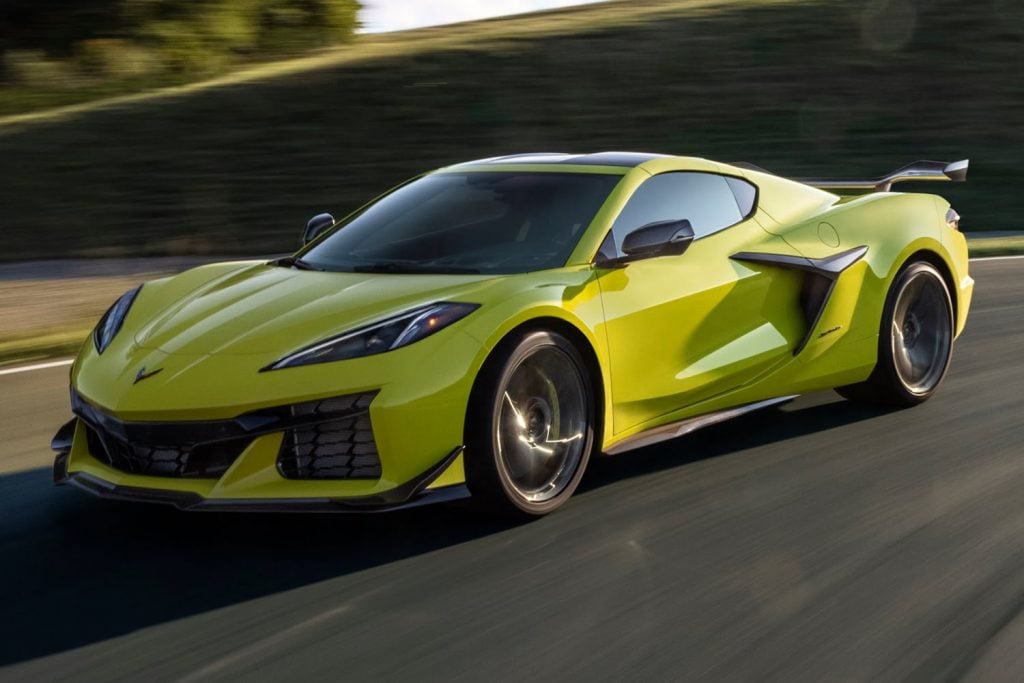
461;151;670;168
444;152;731;177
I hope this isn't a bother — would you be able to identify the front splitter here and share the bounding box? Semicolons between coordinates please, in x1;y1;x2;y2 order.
53;446;470;513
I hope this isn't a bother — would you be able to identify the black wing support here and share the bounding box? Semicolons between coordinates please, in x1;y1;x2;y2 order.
731;245;868;355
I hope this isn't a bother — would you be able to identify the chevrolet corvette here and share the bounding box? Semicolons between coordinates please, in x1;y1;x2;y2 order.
52;152;972;516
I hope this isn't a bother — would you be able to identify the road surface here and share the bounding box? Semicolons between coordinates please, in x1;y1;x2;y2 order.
1;258;1022;681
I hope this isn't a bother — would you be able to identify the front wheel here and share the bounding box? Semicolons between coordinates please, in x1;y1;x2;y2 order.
837;261;954;406
465;330;597;517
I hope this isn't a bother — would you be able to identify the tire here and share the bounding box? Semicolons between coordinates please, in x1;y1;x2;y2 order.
465;330;597;517
837;261;954;407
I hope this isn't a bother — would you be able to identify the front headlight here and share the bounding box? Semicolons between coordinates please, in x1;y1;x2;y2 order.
264;302;479;371
93;286;141;354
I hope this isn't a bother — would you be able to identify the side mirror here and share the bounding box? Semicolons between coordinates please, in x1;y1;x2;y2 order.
619;219;694;262
303;213;335;245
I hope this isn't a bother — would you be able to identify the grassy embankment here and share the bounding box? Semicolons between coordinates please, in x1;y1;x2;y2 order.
1;0;1022;262
0;275;158;365
965;235;1024;257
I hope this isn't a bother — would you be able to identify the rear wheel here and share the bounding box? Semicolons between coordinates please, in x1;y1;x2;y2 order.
837;261;954;406
465;330;596;517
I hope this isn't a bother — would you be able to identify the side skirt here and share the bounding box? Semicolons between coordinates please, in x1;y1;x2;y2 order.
603;395;798;456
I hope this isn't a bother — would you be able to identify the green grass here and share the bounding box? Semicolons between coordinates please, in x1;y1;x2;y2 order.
0;271;168;366
0;0;1022;261
966;235;1024;257
0;328;88;367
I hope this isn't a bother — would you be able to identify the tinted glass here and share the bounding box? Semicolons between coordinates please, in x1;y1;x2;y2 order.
607;172;744;255
301;172;622;274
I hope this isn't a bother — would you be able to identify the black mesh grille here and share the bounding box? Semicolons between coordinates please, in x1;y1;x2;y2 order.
74;390;379;481
84;423;248;478
290;393;374;418
277;396;381;480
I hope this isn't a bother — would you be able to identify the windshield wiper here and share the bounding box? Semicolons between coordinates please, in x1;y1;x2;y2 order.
271;256;321;271
351;262;480;274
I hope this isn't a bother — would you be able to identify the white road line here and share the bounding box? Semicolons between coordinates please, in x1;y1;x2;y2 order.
0;359;73;377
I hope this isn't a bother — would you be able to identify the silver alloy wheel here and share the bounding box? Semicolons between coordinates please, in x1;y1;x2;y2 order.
495;346;588;502
890;270;952;394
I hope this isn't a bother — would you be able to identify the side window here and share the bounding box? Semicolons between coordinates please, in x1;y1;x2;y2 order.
725;176;757;218
606;172;754;256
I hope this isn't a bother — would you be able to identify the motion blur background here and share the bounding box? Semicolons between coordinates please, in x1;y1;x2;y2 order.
5;0;1023;362
2;0;1022;260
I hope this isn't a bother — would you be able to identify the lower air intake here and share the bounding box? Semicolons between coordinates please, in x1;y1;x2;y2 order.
84;423;248;478
277;395;381;480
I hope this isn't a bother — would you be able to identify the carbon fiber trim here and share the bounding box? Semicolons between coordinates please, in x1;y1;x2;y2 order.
604;396;798;456
51;418;75;452
55;446;467;513
796;159;969;192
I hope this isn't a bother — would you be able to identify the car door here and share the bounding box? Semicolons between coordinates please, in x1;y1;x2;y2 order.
594;171;807;434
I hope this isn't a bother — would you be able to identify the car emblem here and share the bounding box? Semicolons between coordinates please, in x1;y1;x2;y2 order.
134;366;163;384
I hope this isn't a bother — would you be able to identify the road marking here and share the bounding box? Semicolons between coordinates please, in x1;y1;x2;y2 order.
970;254;1024;262
0;359;73;377
176;605;351;682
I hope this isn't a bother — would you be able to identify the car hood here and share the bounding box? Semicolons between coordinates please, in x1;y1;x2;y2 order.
133;261;495;356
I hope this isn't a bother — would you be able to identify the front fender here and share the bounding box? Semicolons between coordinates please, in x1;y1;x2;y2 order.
459;266;614;447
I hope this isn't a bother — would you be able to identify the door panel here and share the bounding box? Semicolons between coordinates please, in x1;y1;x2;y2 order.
596;219;805;434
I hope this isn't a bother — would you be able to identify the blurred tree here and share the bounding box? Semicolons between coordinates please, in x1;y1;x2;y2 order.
0;0;360;81
0;0;115;57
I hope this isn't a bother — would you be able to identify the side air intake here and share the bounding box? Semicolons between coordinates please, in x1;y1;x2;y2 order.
730;246;869;355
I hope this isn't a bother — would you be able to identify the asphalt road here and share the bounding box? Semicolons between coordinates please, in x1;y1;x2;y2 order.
1;258;1022;682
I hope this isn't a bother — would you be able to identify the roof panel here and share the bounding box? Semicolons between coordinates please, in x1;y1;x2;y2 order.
466;151;669;168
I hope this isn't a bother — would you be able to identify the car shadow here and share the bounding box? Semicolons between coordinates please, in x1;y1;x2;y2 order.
581;394;891;492
0;393;888;666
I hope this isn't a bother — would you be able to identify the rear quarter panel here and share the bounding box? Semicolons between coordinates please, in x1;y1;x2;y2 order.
764;192;966;392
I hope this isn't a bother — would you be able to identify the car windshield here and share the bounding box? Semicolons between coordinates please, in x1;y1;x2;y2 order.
298;171;622;274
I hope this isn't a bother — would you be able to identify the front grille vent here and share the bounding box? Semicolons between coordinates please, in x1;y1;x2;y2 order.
277;394;381;480
84;424;248;478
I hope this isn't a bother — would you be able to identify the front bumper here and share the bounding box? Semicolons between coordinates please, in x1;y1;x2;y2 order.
57;320;487;509
52;377;472;511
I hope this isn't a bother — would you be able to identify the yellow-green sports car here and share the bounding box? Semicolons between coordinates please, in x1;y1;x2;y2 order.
52;152;972;516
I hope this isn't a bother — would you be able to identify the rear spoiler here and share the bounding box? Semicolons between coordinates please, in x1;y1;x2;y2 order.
797;159;969;193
